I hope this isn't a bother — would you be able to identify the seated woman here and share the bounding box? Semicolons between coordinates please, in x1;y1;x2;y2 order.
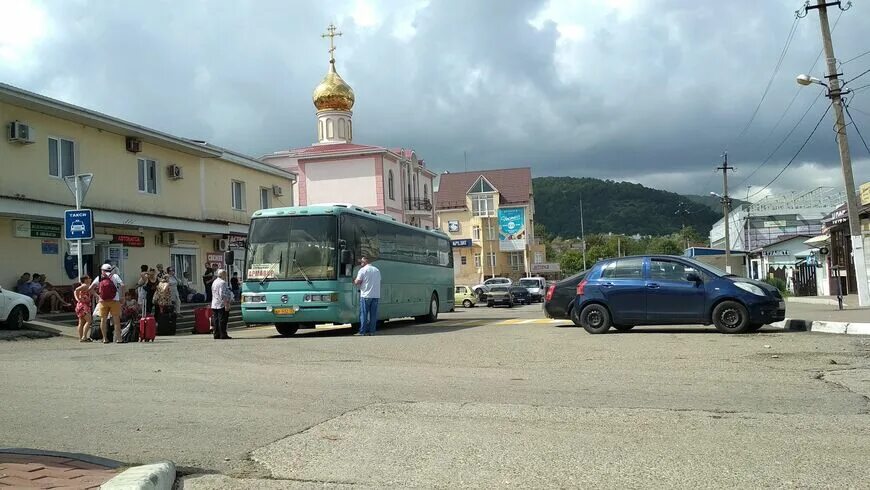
122;290;140;321
16;273;32;294
34;274;71;313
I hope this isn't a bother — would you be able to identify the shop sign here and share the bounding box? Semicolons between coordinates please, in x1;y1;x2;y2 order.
111;234;145;247
530;262;561;273
207;252;224;267
13;220;62;239
762;250;790;256
763;220;787;228
447;220;461;233
451;238;472;248
41;240;59;255
228;234;247;248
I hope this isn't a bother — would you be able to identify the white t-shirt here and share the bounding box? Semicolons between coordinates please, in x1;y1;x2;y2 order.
355;264;381;299
93;273;124;301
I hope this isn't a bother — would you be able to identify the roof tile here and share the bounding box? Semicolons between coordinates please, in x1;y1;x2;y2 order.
434;168;532;210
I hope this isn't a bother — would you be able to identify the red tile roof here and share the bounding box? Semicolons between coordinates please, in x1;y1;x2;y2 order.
434;168;532;210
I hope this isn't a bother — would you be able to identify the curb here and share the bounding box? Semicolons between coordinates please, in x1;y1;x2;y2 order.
24;320;74;337
100;460;176;490
769;318;870;336
0;447;123;468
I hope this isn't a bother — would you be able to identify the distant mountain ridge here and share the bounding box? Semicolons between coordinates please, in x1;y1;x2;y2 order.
532;177;722;237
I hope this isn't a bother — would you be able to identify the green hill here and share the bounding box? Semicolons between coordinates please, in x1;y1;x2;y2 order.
532;177;722;237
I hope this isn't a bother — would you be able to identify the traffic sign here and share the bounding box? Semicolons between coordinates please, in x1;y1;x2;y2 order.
64;209;94;240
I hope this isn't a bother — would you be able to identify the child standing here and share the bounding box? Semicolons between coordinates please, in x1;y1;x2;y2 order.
74;276;93;342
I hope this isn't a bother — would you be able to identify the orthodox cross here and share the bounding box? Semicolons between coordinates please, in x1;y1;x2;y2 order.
322;24;342;62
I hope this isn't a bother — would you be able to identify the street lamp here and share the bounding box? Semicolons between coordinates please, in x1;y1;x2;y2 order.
797;72;869;306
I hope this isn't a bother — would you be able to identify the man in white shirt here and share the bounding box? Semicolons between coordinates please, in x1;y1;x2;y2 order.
211;269;233;340
353;255;381;336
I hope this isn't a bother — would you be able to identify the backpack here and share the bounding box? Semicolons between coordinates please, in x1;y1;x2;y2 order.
98;276;118;301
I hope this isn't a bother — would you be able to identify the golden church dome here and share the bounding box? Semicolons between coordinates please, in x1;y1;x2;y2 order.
312;61;355;112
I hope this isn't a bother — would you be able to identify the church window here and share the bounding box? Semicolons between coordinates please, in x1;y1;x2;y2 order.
388;170;395;200
338;119;346;139
423;184;429;202
327;119;334;138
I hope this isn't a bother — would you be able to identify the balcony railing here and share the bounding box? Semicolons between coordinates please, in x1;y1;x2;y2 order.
406;198;432;211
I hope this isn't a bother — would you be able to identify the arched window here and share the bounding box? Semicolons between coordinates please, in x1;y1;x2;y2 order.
338;119;346;139
387;170;395;200
413;174;417;200
423;183;428;202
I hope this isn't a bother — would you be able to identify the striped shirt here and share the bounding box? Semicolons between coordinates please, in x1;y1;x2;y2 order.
211;278;233;309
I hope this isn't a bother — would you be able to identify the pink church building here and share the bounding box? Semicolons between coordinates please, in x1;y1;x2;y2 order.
262;27;436;230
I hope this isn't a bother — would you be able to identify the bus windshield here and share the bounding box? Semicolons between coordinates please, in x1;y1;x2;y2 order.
245;216;337;281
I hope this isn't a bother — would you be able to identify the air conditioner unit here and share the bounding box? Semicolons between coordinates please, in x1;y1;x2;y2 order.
125;136;142;153
214;238;228;251
167;164;183;180
7;121;34;144
272;185;284;197
161;231;178;246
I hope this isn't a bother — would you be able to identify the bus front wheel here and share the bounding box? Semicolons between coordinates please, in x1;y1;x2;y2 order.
275;323;298;337
415;293;439;323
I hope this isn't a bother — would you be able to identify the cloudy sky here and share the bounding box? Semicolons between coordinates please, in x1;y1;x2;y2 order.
2;0;870;200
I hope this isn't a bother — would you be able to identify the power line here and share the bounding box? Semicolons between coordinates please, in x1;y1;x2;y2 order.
844;102;870;156
747;102;833;200
733;15;801;142
841;48;870;65
735;90;823;188
845;67;870;85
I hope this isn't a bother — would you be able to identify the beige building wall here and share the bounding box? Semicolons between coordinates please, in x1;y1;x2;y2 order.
304;158;377;207
1;95;295;291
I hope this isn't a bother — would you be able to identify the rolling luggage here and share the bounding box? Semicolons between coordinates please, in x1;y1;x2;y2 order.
139;315;156;342
193;307;212;334
155;307;176;336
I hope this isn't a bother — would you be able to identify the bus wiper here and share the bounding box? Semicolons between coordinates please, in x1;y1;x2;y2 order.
259;252;282;285
291;250;314;286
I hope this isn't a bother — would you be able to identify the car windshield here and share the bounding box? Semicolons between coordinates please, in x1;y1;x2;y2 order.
245;216;337;281
680;257;729;278
518;279;539;287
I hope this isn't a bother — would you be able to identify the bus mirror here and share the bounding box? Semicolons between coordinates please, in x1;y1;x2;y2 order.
341;249;352;265
224;251;234;265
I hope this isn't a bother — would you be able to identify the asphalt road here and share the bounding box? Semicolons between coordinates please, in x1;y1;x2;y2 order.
1;304;869;488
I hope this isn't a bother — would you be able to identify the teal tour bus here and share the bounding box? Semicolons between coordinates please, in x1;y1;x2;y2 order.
241;204;454;336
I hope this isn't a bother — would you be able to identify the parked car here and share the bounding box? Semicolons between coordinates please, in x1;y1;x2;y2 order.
486;286;514;308
509;286;532;305
517;277;546;302
455;285;477;308
472;277;512;296
543;271;587;319
572;255;785;334
0;286;37;329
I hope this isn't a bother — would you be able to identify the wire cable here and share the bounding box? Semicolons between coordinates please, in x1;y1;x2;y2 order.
841;48;870;65
845;68;870;85
735;91;824;188
733;16;800;142
747;102;833;200
843;102;870;156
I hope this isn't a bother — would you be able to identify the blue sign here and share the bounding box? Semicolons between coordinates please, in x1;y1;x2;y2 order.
451;239;472;248
64;209;94;240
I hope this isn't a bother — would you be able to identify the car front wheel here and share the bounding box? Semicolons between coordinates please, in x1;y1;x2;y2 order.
579;304;611;334
712;301;750;334
463;299;474;308
6;305;27;330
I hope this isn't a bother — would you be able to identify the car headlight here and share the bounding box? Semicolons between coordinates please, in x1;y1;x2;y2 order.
735;282;766;297
304;293;338;302
242;294;266;303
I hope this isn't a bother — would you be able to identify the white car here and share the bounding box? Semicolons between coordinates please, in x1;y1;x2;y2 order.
472;277;513;296
1;286;38;329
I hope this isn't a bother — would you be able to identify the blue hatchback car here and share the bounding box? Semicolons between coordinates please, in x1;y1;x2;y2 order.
572;255;785;334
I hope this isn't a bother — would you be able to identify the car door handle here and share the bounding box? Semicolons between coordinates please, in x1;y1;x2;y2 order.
601;282;614;288
646;283;660;289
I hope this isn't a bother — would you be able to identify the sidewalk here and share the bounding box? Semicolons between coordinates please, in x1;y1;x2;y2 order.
779;296;870;335
0;448;121;488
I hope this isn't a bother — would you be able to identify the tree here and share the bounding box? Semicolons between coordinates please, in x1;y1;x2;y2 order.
560;250;585;275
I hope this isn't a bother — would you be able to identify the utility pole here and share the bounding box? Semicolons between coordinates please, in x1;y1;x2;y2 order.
717;153;734;273
804;0;869;306
579;192;587;270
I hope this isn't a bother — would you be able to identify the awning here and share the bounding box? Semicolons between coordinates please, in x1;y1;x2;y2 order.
804;234;829;246
794;249;817;258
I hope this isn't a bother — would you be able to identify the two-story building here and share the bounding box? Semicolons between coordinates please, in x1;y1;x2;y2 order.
1;82;295;292
434;168;545;286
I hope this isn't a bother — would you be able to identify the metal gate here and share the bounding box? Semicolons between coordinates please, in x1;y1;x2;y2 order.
793;262;817;297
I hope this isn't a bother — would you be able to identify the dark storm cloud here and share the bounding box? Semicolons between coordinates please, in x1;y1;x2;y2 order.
2;0;869;196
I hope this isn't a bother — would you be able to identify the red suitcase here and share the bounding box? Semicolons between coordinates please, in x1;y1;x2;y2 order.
193;307;212;334
139;315;156;342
